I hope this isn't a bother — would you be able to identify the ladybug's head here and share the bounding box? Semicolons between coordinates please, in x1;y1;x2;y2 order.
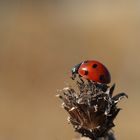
71;62;82;80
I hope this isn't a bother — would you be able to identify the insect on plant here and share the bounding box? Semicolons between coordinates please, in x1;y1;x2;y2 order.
57;60;128;140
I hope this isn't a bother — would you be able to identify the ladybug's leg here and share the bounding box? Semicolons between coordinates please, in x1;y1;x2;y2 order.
87;80;93;87
78;75;84;83
71;73;76;80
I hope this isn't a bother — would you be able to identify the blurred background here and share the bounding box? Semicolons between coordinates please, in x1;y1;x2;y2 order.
0;1;139;140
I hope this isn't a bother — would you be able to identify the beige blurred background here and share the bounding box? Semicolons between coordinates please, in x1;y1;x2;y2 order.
0;1;139;140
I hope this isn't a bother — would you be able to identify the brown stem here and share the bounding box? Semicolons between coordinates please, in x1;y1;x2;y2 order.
78;131;116;140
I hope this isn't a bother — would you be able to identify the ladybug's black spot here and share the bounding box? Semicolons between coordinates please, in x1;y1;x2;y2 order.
84;70;89;75
92;64;98;68
100;75;105;81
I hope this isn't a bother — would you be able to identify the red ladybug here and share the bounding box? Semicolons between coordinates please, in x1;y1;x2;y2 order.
71;60;111;84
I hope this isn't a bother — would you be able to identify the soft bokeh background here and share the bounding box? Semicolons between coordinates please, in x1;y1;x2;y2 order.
0;1;139;140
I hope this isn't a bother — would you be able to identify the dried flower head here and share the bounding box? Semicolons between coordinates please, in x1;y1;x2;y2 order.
57;78;127;140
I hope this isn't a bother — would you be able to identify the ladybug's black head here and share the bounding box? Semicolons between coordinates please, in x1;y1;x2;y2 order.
71;62;82;80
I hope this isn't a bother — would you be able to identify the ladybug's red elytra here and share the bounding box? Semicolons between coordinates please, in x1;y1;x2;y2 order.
71;60;111;84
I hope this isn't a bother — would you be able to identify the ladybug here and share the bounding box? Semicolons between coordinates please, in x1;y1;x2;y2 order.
71;60;111;84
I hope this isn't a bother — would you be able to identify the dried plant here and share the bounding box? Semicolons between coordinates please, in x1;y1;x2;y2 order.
57;78;127;140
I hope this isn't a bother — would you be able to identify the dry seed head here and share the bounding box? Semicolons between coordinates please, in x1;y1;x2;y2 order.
57;78;127;140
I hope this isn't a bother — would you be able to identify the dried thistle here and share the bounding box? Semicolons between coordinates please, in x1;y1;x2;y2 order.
57;78;127;140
